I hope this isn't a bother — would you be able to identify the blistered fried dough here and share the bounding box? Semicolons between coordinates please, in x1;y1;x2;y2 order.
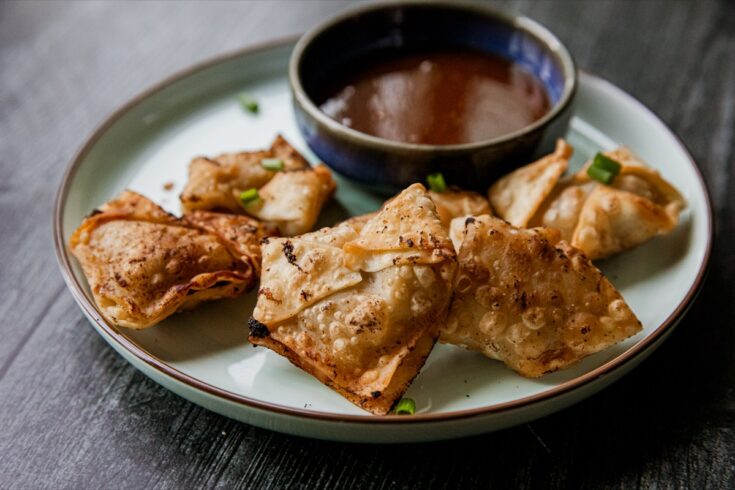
243;165;336;236
180;134;310;213
180;210;274;277
339;212;377;234
429;189;492;228
343;184;455;272
570;185;680;260
533;147;685;260
488;139;572;227
441;215;642;378
530;180;596;239
575;147;685;212
250;184;456;414
254;237;363;325
70;191;271;329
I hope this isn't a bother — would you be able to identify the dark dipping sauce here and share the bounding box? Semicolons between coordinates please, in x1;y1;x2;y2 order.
318;49;551;146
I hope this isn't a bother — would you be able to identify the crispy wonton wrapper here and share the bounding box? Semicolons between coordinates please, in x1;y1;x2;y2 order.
180;135;337;236
343;184;455;272
429;189;492;228
535;147;685;260
70;191;272;329
495;143;685;260
530;179;596;241
250;184;456;414
180;135;310;214
242;165;336;236
569;185;681;260
488;139;572;227
441;215;642;378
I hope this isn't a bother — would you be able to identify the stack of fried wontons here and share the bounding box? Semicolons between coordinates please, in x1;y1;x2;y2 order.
71;136;684;415
71;135;335;329
490;140;685;260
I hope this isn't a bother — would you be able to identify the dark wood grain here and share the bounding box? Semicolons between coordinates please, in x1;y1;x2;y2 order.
1;0;733;488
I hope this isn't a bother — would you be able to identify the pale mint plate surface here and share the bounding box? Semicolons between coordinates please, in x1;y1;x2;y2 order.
55;40;712;443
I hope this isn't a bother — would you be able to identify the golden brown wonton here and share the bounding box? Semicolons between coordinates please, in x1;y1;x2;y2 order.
180;135;337;236
241;165;336;236
70;191;272;329
429;188;492;228
441;214;642;378
488;139;572;227
180;134;310;214
534;147;685;260
493;143;685;260
249;184;456;414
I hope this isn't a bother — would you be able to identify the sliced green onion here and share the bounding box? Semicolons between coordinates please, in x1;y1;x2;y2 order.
593;153;622;174
394;398;416;415
587;165;616;185
237;93;259;114
426;172;447;193
587;152;621;184
239;188;260;207
261;158;284;171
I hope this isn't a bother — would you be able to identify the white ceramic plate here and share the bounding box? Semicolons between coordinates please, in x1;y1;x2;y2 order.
55;39;712;443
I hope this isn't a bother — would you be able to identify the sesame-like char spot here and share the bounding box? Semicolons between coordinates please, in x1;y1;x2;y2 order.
282;240;303;272
248;317;270;338
258;287;282;303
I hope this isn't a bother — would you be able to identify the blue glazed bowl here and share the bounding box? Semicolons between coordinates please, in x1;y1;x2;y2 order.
289;1;577;192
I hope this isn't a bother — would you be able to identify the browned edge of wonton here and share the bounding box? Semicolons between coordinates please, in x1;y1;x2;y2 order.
428;188;492;229
488;139;572;227
248;319;438;415
69;190;271;329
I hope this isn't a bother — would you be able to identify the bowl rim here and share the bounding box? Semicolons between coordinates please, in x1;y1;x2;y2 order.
289;0;578;153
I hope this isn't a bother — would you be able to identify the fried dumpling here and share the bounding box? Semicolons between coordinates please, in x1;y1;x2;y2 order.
429;188;492;228
569;185;681;260
249;184;456;414
535;147;685;260
531;180;596;240
180;134;310;214
241;165;336;236
488;139;572;227
343;184;455;272
575;147;685;216
70;191;271;329
496;144;685;260
441;215;642;378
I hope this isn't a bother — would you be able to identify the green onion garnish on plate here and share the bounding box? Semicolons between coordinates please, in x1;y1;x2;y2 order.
593;153;622;173
426;172;447;193
237;93;259;114
261;158;284;171
239;188;260;207
394;398;416;415
587;152;622;184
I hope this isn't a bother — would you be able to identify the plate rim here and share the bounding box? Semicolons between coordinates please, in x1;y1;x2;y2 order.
54;36;714;425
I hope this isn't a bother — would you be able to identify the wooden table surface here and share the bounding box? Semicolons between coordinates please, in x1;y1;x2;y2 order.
1;0;733;488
